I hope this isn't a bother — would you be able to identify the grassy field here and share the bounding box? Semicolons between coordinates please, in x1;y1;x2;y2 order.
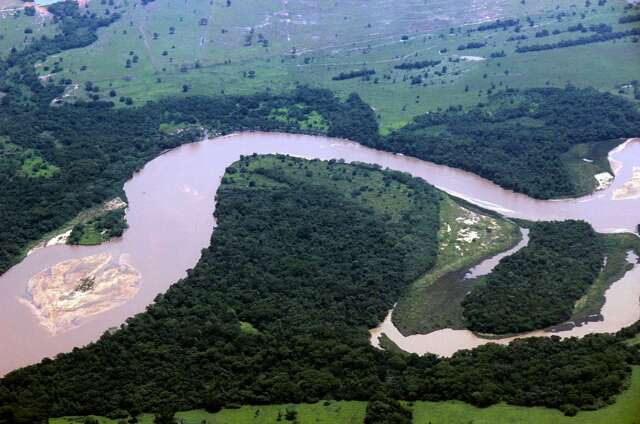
0;3;57;58
37;0;640;131
51;366;640;424
391;195;521;335
50;402;367;424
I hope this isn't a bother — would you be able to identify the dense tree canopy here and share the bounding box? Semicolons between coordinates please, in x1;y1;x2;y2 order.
0;0;379;276
1;158;638;423
0;87;377;275
462;221;604;334
370;87;640;199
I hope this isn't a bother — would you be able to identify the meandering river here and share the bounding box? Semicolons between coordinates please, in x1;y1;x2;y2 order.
1;133;639;375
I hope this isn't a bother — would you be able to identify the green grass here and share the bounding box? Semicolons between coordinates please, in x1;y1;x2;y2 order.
0;6;58;59
392;195;521;335
411;366;640;424
74;224;105;246
38;0;640;131
51;366;640;424
51;402;367;424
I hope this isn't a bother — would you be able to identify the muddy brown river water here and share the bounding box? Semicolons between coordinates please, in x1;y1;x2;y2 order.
1;133;639;374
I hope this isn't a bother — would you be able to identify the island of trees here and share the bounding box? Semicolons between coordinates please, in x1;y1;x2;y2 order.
462;221;603;334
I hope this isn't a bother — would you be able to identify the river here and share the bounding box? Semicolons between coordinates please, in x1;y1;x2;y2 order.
0;132;639;375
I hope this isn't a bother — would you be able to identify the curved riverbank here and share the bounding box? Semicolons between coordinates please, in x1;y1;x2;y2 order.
1;133;639;374
370;251;640;357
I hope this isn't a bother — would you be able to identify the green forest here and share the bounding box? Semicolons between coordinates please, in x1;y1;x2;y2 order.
67;209;128;245
1;3;640;423
1;157;639;423
462;221;604;334
373;87;640;199
1;0;639;278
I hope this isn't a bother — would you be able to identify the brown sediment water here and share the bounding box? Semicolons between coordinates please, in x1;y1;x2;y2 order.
1;133;639;374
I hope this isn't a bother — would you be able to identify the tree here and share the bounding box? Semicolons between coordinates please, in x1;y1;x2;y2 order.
364;394;412;424
153;409;176;424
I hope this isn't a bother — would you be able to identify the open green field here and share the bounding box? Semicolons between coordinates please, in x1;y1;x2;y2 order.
50;402;367;424
0;3;57;58
51;366;640;424
38;0;640;130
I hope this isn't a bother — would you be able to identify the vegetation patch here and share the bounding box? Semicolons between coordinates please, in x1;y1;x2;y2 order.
37;0;640;131
67;209;128;246
364;394;412;424
560;138;622;195
410;366;640;424
392;196;520;335
375;87;640;199
48;366;640;423
17;154;60;179
50;402;368;424
572;233;640;322
462;221;604;334
268;105;329;133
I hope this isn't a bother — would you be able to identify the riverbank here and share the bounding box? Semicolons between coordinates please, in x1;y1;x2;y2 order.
2;132;640;375
391;195;522;335
25;197;127;256
370;245;640;357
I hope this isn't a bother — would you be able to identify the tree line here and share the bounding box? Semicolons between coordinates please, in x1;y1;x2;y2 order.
394;60;441;70
1;157;638;423
516;27;640;53
332;69;376;81
366;86;640;199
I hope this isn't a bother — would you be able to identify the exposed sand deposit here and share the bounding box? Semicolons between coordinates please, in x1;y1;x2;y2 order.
2;134;639;374
27;230;72;256
20;252;140;334
613;166;640;200
594;172;614;191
